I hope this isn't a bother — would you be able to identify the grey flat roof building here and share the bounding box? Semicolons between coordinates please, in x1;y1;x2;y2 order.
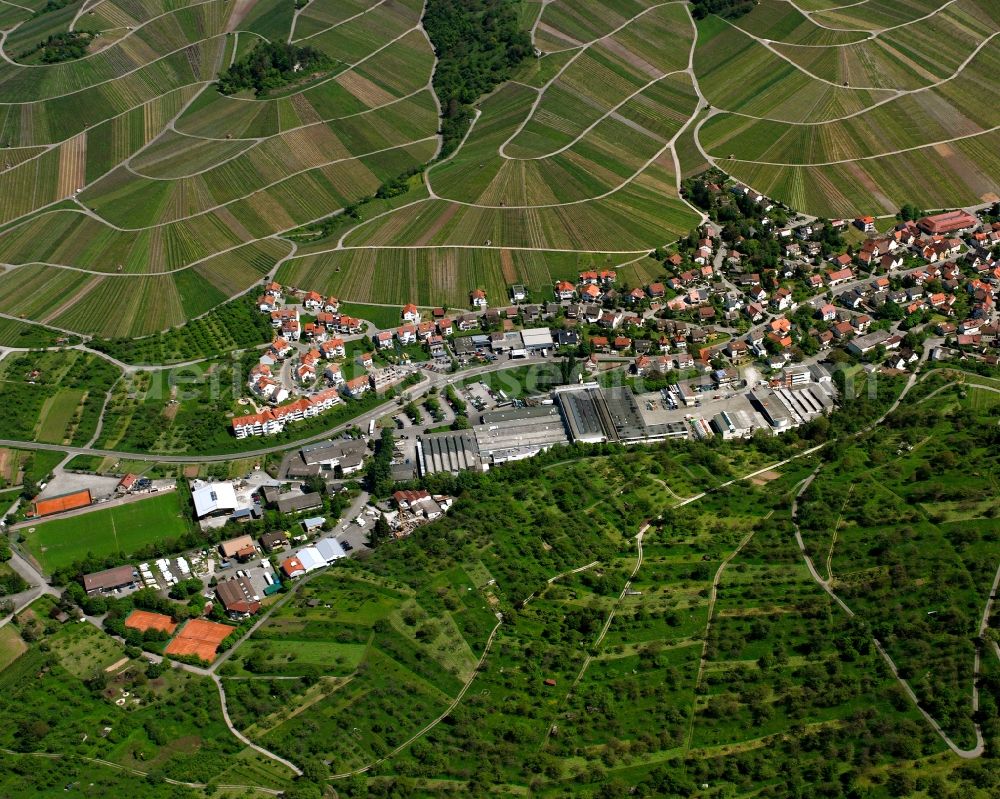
276;492;324;514
83;565;138;595
555;384;613;443
284;438;368;477
520;327;554;350
602;387;648;441
419;430;483;475
301;439;367;466
474;404;568;463
749;387;792;429
773;385;833;423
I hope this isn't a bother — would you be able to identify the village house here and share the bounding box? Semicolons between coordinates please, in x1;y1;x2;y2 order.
270;308;297;329
428;335;446;357
555;280;576;301
826;267;855;287
402;303;421;323
457;314;479;332
397;324;417;345
724;339;749;364
337;316;364;334
324;363;344;385
302;290;324;310
321;337;345;359
470;289;488;308
216;575;261;618
343;375;370;398
580;283;601;301
854;216;876;233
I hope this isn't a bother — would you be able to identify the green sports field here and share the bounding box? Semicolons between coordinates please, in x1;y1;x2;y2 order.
22;491;191;574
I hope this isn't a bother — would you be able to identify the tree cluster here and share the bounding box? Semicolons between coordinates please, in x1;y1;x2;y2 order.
217;41;332;96
19;31;94;64
424;0;533;157
364;426;396;497
690;0;755;20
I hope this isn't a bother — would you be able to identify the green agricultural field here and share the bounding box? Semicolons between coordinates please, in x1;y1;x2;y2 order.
0;0;996;786
21;491;192;574
34;389;85;444
0;350;119;446
336;302;408;331
0;626;26;671
203;379;1000;795
0;0;986;326
0;601;295;794
91;294;276;365
93;351;420;456
0;447;63;488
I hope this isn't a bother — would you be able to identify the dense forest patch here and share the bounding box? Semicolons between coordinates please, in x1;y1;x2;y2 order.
423;0;533;157
217;41;333;95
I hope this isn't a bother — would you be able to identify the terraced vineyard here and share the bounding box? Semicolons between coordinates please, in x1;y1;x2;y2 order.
0;0;993;330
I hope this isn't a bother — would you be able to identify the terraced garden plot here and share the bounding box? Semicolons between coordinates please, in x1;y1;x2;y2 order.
0;0;992;337
83;101;439;227
0;0;440;334
277;245;642;306
0;626;26;671
0;4;31;30
34;388;86;444
731;0;871;44
0;236;284;338
0;349;119;447
0;622;292;791
174;30;434;140
793;399;1000;750
509;47;576;88
767;0;1000;91
0;315;74;347
342;182;698;251
694;17;897;123
699;40;1000;165
431;74;698;207
128;131;256;179
291;0;384;41
505;8;694;160
723;127;1000;216
809;0;954;30
226;569;488;768
237;0;295;40
0;19;227;107
303;0;423;65
533;0;663;52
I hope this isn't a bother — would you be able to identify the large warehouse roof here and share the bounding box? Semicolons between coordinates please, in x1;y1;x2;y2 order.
192;482;238;518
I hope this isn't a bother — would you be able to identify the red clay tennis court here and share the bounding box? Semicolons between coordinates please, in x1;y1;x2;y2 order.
31;489;92;517
124;610;177;634
164;619;234;663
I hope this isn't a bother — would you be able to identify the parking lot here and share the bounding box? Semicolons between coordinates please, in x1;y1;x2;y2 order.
210;558;278;600
636;389;769;432
462;381;499;411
